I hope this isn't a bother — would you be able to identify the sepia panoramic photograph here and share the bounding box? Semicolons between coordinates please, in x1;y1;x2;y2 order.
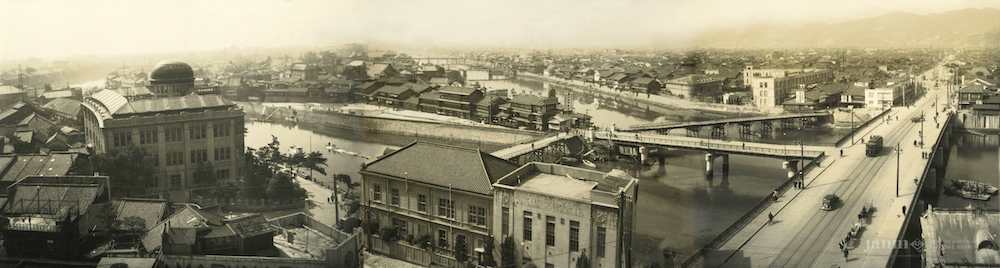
3;0;1000;267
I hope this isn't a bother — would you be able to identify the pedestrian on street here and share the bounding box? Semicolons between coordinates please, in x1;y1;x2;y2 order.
903;206;907;215
844;249;849;261
840;149;843;157
768;212;774;224
773;191;779;201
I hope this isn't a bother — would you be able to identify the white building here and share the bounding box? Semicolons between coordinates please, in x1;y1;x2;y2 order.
492;163;638;268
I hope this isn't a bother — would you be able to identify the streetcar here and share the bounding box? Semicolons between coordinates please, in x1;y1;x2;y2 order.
866;135;884;157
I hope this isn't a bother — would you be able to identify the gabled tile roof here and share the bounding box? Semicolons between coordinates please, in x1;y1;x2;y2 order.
116;198;167;231
439;86;478;96
363;142;520;195
42;98;81;118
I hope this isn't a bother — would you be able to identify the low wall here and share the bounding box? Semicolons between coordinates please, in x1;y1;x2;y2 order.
268;212;363;268
191;196;305;212
239;102;543;146
162;254;327;268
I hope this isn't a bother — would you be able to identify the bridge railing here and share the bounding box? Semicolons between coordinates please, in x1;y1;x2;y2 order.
593;132;824;158
834;107;894;147
676;151;827;268
886;112;953;267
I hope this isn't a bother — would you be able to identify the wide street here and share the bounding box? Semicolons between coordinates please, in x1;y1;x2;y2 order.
702;61;951;268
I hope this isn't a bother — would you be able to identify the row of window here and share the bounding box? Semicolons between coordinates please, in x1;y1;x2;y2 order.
113;123;233;147
149;168;231;189
373;185;488;227
522;210;600;257
162;147;232;166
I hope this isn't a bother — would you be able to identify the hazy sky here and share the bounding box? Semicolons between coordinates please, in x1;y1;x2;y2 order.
3;0;1000;60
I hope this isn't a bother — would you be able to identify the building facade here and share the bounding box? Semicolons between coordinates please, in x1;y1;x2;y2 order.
499;90;560;131
746;66;833;108
360;142;521;266
492;163;638;268
662;75;722;99
81;89;244;202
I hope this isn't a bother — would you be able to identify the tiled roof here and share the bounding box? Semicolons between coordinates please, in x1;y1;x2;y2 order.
114;94;234;116
430;77;449;84
141;205;213;251
509;94;558;106
42;98;81;118
631;77;656;85
363;142;520;195
959;84;992;94
4;183;102;222
116;198;167;231
376;85;412;95
368;63;391;77
0;153;78;183
41;90;74;99
439;86;478;96
0;85;24;95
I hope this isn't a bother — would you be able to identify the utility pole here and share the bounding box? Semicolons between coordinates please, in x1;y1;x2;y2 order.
896;143;901;197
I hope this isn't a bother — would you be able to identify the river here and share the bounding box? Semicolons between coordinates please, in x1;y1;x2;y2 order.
244;123;798;265
935;133;1000;210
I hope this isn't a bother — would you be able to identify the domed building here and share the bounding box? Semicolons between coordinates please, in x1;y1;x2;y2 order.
149;60;196;97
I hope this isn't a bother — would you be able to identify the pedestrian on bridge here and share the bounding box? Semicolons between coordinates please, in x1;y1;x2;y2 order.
844;249;849;261
768;212;774;224
840;149;843;157
773;191;779;201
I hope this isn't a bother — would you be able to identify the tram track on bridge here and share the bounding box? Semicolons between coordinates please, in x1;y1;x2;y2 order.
761;96;935;267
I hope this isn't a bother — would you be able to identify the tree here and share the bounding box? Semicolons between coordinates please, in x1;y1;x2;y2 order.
302;151;328;176
24;67;36;74
300;51;319;63
91;144;156;198
454;235;469;262
501;236;517;268
243;136;307;200
480;236;497;267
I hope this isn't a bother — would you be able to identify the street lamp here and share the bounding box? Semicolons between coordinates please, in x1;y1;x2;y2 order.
896;142;903;197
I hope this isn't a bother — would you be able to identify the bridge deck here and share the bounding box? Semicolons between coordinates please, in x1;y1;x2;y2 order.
693;85;946;268
592;132;830;158
625;112;830;131
490;133;575;160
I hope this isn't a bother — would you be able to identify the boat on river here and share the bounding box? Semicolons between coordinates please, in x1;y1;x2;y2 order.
954;180;1000;195
582;159;597;168
947;180;994;201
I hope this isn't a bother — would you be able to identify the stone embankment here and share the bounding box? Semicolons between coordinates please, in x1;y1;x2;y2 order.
239;102;544;146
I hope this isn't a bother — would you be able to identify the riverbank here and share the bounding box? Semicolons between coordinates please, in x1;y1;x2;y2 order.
517;72;777;115
238;102;544;146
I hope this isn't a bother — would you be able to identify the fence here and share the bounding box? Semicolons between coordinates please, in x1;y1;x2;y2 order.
677;152;827;268
369;235;462;268
834;107;895;147
191;196;305;212
593;132;827;158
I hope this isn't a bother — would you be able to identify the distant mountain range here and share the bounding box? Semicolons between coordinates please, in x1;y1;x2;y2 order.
691;8;1000;48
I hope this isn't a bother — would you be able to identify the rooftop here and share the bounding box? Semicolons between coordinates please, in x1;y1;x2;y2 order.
496;162;637;200
363;141;520;195
921;208;1000;266
273;227;340;260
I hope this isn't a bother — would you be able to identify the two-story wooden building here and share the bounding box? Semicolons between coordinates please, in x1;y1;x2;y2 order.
360;142;521;266
433;86;484;119
499;90;560;131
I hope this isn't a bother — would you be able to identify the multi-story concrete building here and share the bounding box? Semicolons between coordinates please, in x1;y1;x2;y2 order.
662;74;723;99
360;141;521;267
81;88;244;202
492;163;638;268
864;77;916;109
745;66;833;108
